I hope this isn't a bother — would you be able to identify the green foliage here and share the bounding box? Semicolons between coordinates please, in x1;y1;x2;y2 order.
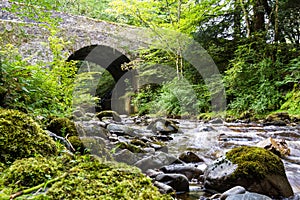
224;40;294;115
281;84;300;114
0;36;77;118
0;109;57;164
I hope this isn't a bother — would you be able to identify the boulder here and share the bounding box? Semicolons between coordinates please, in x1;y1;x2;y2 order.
263;112;290;126
113;149;139;165
179;151;204;163
155;173;189;192
153;181;175;194
256;137;290;157
220;186;246;200
160;164;203;180
107;123;136;137
96;110;121;122
226;192;272;200
204;146;294;198
134;152;179;172
47;117;77;137
75;121;109;139
147;118;179;134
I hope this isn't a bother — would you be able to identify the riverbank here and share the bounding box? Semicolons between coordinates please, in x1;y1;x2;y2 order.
1;108;299;199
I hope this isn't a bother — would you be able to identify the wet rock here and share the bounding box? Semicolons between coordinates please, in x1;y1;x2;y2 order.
107;123;135;137
75;121;109;139
179;151;204;163
117;142;145;153
225;192;272;200
155;173;189;192
160;164;203;180
96;110;122;122
256;137;290;157
113;149;138;165
134;152;179;172
204;146;294;198
263;112;290;126
145;169;164;178
220;186;246;200
209;118;224;124
81;136;107;155
153;181;175;194
147;118;179;134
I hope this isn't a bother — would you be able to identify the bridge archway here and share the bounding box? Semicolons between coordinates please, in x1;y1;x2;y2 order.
67;45;134;113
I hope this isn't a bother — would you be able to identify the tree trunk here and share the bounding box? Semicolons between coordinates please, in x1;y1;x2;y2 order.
253;0;265;32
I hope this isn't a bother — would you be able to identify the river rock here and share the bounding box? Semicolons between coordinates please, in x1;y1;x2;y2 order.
153;181;175;194
107;123;135;137
204;146;294;198
263;112;290;126
75;121;109;139
179;151;204;163
113;149;139;165
220;186;246;200
147;118;179;134
96;110;122;122
145;169;164;178
155;173;189;192
160;164;203;180
225;192;272;200
134;152;179;172
256;137;290;157
209;118;224;124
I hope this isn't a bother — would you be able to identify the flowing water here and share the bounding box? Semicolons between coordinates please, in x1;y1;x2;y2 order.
165;120;300;199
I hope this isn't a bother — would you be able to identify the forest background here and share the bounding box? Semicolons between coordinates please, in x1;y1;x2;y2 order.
0;0;299;120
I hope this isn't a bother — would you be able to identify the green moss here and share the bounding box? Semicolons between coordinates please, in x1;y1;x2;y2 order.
117;142;146;153
226;146;285;179
0;109;57;164
0;156;62;193
47;117;77;137
0;154;171;200
46;156;171;200
68;136;86;153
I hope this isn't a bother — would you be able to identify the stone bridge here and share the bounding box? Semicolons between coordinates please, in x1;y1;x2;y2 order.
0;2;154;114
0;2;227;115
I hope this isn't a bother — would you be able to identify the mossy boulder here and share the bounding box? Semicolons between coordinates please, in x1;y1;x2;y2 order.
0;109;57;164
204;146;293;198
47;117;77;137
0;155;171;200
96;110;122;122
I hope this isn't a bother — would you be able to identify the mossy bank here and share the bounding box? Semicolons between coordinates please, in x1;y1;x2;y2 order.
0;109;172;199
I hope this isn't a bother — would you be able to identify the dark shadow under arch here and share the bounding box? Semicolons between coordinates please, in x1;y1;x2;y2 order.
67;45;133;112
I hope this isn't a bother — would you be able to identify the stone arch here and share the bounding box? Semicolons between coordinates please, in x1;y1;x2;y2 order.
67;45;133;113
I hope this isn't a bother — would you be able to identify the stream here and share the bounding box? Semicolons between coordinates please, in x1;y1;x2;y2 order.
122;119;300;200
163;120;300;199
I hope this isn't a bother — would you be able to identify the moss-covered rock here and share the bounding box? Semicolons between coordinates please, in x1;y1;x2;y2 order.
96;110;122;122
204;146;294;198
0;156;62;193
0;109;57;164
68;136;86;153
225;146;285;179
0;155;171;200
47;117;77;137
